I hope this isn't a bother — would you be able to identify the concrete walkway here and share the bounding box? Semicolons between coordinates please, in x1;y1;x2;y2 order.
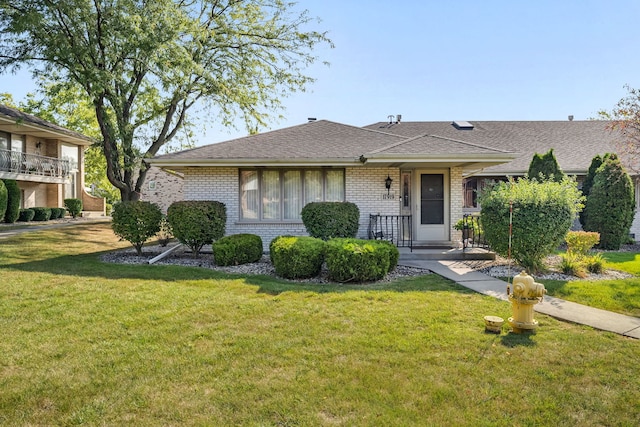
0;217;111;239
400;259;640;339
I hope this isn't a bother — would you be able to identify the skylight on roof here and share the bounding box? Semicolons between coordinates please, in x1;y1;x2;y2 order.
452;120;474;130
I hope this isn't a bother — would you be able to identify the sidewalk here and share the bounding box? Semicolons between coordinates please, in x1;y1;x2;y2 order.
0;217;111;239
400;259;640;339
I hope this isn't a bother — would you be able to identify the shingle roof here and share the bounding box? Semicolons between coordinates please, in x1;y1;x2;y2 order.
0;104;94;144
363;120;621;174
152;119;517;167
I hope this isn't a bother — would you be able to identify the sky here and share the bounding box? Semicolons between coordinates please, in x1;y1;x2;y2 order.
2;0;640;146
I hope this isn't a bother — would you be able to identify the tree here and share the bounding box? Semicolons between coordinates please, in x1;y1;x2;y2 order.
479;177;583;274
527;149;565;182
0;1;331;201
599;84;640;174
583;155;635;250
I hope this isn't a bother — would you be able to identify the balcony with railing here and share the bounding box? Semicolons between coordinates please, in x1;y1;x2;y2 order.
0;149;70;180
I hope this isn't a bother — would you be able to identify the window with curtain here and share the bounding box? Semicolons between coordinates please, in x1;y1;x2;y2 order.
240;169;346;220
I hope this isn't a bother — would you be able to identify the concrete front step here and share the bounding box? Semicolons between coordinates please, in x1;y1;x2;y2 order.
399;247;495;261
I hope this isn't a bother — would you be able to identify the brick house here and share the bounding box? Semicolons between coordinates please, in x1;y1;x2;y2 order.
0;104;105;216
149;117;639;249
149;119;518;249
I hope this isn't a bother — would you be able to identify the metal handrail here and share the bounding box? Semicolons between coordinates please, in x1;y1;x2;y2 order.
0;149;70;178
368;214;413;251
461;214;489;250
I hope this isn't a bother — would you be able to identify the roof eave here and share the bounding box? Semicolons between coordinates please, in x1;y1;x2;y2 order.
148;157;363;168
0;115;94;146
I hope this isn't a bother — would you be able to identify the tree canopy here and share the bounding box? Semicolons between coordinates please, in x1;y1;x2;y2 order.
599;84;640;174
0;0;332;200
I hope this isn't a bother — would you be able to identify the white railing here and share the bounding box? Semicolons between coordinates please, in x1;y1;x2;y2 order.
0;149;70;178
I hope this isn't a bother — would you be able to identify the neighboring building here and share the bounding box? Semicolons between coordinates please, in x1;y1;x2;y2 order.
149;117;639;249
0;104;105;215
140;166;184;213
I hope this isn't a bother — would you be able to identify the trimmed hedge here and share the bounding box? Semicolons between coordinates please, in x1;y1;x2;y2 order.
32;207;52;221
270;235;326;279
301;201;360;240
213;234;263;266
325;238;394;282
18;208;35;222
49;207;66;220
2;179;20;223
167;200;226;258
111;201;163;256
64;198;83;218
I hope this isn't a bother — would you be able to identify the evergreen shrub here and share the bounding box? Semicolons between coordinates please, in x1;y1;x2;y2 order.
18;208;35;222
527;149;565;182
32;207;52;221
325;238;393;282
64;198;83;218
167;200;226;258
479;177;583;274
213;234;263;266
269;235;326;279
111;201;163;256
583;154;635;250
2;179;20;223
301;202;360;240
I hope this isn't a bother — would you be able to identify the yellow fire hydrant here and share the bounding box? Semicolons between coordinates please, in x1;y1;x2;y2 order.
508;271;547;333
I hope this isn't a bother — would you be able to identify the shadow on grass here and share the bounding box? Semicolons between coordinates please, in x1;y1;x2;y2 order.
0;251;475;296
500;331;537;347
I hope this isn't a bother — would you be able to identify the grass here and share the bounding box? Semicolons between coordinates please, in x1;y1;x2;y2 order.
0;223;639;426
537;252;640;317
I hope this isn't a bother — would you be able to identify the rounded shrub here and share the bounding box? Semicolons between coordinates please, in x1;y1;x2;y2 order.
0;180;7;221
111;201;163;256
18;208;35;222
2;179;20;223
372;239;399;271
213;234;263;266
301;201;360;240
270;235;326;279
49;207;64;220
64;198;83;218
325;238;391;282
478;177;583;274
167;200;226;258
32;207;52;221
583;154;635;250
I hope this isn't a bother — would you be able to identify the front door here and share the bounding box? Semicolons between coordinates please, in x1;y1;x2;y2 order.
416;171;449;241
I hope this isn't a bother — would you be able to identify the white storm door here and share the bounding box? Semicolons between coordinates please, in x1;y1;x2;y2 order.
416;171;449;241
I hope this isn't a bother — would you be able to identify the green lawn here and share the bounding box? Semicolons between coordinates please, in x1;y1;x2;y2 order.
538;252;640;317
0;224;638;426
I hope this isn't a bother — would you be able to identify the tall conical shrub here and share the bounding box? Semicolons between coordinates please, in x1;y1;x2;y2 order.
2;179;20;223
527;149;565;182
583;154;635;249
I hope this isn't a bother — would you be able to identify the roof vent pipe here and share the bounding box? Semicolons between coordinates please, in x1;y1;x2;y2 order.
308;117;316;123
387;114;395;124
568;115;574;121
396;114;402;124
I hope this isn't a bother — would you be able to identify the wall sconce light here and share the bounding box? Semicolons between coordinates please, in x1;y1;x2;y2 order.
36;141;42;149
385;174;393;194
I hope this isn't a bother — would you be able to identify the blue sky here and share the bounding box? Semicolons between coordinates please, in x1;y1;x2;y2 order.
2;0;640;145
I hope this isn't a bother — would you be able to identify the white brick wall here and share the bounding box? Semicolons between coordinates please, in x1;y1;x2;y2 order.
449;167;464;243
182;166;406;250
